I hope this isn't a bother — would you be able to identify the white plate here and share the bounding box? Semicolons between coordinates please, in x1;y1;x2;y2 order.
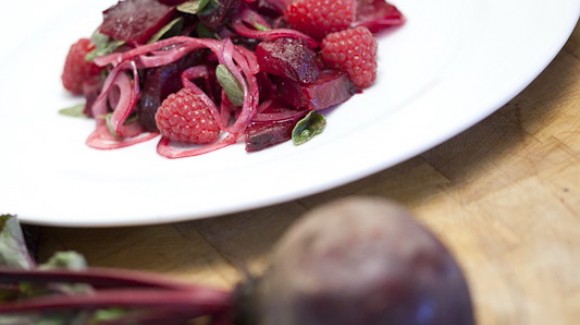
0;0;578;227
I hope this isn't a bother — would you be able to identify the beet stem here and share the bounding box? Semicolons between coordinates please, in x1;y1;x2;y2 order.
96;309;201;325
0;288;232;315
0;267;214;291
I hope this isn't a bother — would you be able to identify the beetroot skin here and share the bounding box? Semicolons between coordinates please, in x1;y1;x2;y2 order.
276;70;357;111
99;0;176;44
235;197;475;325
256;38;321;84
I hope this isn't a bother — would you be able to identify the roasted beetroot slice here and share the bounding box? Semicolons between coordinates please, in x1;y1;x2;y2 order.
198;0;241;31
82;76;105;118
277;70;357;111
137;51;206;132
257;38;320;84
99;0;176;45
158;0;189;4
245;119;295;152
255;0;293;14
246;101;308;151
356;0;405;33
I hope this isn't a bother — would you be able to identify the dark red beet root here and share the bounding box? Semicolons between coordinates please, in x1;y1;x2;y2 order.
357;0;405;33
99;0;176;44
137;51;207;132
257;38;320;84
158;0;189;4
235;197;475;325
245;119;297;152
277;70;356;111
82;76;105;117
198;0;241;31
245;103;308;151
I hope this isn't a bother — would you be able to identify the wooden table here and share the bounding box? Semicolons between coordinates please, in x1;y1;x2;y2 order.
36;24;580;324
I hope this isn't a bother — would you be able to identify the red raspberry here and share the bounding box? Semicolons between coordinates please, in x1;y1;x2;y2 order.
155;88;221;144
61;38;103;95
285;0;356;40
320;26;378;89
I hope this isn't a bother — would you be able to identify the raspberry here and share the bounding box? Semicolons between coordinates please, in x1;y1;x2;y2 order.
285;0;356;40
320;26;378;89
155;88;221;144
61;38;103;95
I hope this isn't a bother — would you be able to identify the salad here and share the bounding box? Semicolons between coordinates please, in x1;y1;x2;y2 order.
60;0;404;158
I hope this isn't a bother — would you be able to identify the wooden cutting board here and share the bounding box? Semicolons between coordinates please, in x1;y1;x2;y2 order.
36;24;580;325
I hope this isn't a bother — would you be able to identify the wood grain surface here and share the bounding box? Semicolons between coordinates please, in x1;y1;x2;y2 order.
36;23;580;324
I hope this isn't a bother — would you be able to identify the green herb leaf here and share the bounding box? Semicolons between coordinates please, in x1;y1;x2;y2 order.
86;31;125;62
148;17;184;43
198;0;220;15
92;309;127;322
253;23;271;31
292;111;327;145
0;215;35;269
59;103;86;118
216;64;245;107
177;0;211;15
40;251;87;271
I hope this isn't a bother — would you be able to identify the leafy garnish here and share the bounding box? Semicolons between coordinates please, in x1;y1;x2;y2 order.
253;22;271;31
39;252;87;271
148;17;184;43
85;32;125;62
216;64;245;107
292;111;326;145
0;215;35;269
58;104;86;118
177;0;211;15
198;0;221;15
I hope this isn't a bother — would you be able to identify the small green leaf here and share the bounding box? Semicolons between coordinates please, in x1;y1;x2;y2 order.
0;215;35;269
292;111;326;145
253;23;271;31
92;309;127;322
216;64;245;107
198;0;220;15
148;17;184;43
90;31;110;49
40;251;87;271
177;0;211;15
59;103;86;118
85;31;125;62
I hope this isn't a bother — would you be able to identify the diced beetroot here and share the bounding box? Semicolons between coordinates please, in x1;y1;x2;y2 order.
99;0;176;45
356;0;405;33
276;70;357;111
256;38;320;84
137;51;206;132
198;0;241;31
245;119;295;152
82;76;105;118
158;0;188;4
246;101;308;151
256;0;294;14
245;119;305;152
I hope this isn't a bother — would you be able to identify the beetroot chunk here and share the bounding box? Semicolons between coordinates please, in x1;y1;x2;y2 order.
277;70;357;111
257;38;320;84
158;0;189;4
245;102;308;152
137;51;207;132
356;0;405;33
198;0;241;31
99;0;176;45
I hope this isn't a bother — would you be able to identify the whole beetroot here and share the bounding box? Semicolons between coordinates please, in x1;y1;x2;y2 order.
235;197;475;325
0;197;474;325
